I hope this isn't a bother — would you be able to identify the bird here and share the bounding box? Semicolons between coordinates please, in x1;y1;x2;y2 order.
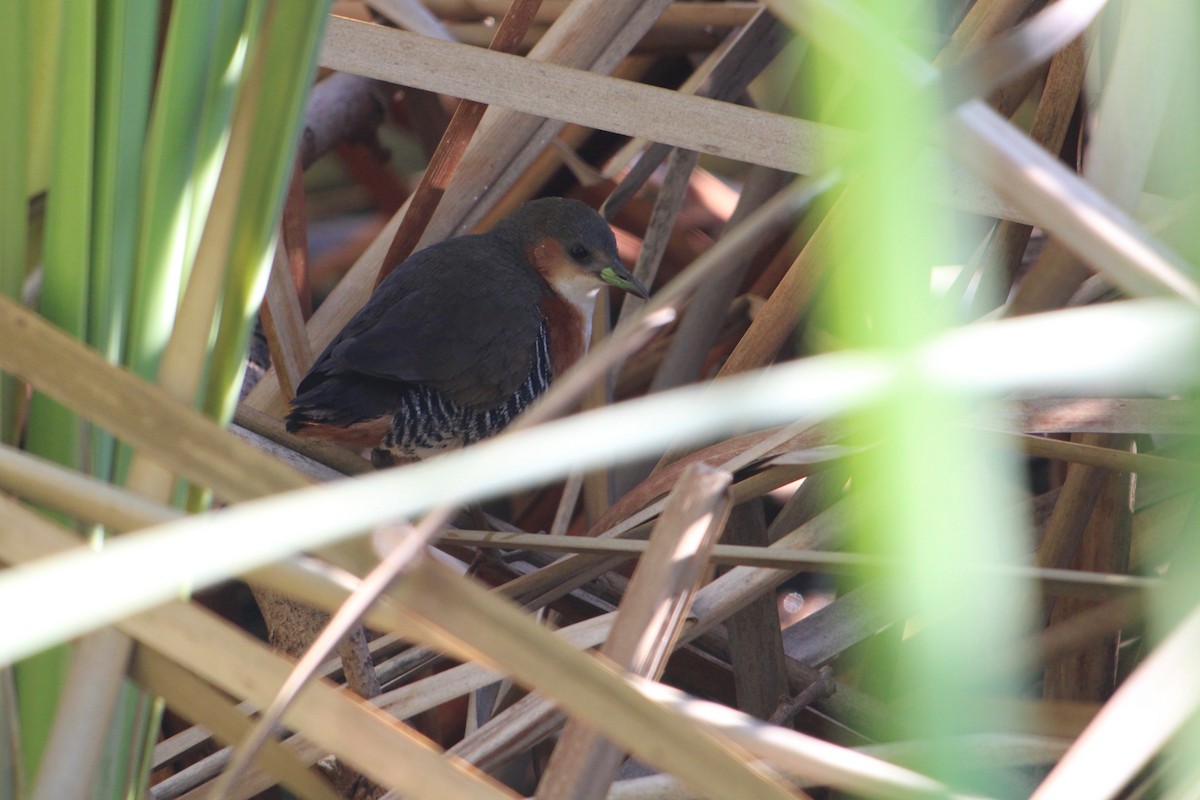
285;197;648;462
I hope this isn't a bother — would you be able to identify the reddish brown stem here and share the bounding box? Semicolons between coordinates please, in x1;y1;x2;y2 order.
375;0;546;287
281;156;312;318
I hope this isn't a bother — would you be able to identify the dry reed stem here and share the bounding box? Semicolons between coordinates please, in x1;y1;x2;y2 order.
606;733;1069;798
974;36;1086;306
602;9;789;207
781;582;895;667
319;18;1026;222
446;691;565;778
537;464;732;800
412;0;676;236
721;500;791;722
437;529;1155;601
1005;432;1199;481
614;147;698;326
649;165;793;394
1044;458;1132;702
261;239;315;401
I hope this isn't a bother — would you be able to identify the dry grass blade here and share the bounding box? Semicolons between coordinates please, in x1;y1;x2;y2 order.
637;680;978;800
1005;398;1197;434
441;528;1155;600
320;17;1026;223
537;464;733;800
1035;435;1117;576
432;620;621;779
1036;595;1144;675
132;604;516;800
936;0;1105;110
1005;432;1199;482
614;147;698;326
170;619;617;799
211;506;453;797
649;164;792;394
131;647;341;800
29;629;132;800
1032;599;1200;800
0;443;178;532
781;582;894;667
602;7;790;209
710;180;854;379
319;17;815;170
395;559;802;800
973;36;1087;304
0;500;515;799
444;691;566;780
0;295;310;503
605;734;1069;798
1045;460;1132;701
770;0;1200;303
379;617;613;723
415;0;674;239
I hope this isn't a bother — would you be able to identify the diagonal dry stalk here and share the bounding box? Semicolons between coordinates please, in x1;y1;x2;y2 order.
535;464;732;800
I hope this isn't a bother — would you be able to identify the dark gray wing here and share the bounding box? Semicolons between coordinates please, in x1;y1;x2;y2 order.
305;234;547;409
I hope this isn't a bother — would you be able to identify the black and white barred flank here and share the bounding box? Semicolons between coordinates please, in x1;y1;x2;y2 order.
383;321;553;458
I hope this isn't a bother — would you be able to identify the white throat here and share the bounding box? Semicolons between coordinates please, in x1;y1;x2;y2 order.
554;276;602;345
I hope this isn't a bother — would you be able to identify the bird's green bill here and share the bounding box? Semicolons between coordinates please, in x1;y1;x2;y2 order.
601;261;650;299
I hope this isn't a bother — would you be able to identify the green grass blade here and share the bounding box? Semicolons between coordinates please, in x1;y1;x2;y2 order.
89;0;158;481
181;0;254;290
18;3;97;789
203;1;331;425
27;2;96;470
0;0;31;445
124;2;222;385
813;3;1031;792
116;1;243;486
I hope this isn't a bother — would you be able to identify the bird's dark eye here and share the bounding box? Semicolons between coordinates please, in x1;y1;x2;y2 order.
568;244;589;262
